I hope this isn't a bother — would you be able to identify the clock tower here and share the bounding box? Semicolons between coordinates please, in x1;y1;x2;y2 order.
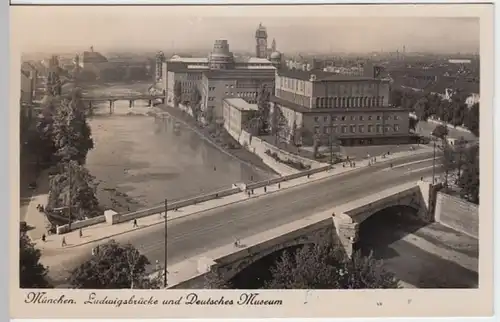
255;23;268;58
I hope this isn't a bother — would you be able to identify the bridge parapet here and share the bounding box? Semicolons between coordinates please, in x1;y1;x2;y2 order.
166;180;440;288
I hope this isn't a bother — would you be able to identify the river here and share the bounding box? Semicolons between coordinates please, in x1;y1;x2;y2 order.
84;82;273;211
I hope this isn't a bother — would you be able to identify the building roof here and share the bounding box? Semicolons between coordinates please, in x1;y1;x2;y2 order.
169;57;209;64
224;98;259;111
271;95;410;114
277;69;378;82
203;69;275;79
82;51;108;63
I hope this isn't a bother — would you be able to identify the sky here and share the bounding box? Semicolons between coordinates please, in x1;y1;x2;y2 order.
11;6;480;55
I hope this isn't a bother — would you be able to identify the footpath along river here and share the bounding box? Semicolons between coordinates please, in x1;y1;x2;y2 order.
84;82;274;212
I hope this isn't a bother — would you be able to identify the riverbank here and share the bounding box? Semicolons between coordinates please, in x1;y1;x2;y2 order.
157;104;279;177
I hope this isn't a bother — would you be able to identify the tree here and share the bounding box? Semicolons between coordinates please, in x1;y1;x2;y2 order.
409;117;419;132
189;87;202;123
458;145;479;204
389;89;403;107
257;85;271;133
52;92;94;165
47;160;101;221
441;141;456;187
273;107;289;146
431;124;449;140
464;103;479;137
69;240;151;289
20;230;51;288
173;81;182;107
264;241;399;289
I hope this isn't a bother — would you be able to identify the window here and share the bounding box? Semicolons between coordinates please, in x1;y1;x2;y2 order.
359;115;364;121
332;126;338;133
350;125;356;133
368;115;373;120
341;116;346;121
225;84;229;88
341;126;347;133
385;126;391;132
314;116;319;123
316;97;320;107
376;124;382;133
393;124;400;132
385;115;390;120
324;116;328;122
351;115;356;121
323;127;328;134
314;126;320;134
225;92;229;95
376;116;381;120
359;125;364;133
394;115;400;120
368;125;373;133
332;116;338;121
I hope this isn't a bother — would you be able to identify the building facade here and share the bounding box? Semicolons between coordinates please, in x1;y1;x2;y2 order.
271;69;411;146
163;37;277;124
223;98;259;136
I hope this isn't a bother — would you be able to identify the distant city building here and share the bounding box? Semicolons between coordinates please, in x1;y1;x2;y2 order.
448;59;472;64
155;51;165;82
271;69;411;146
163;32;276;124
222;97;259;137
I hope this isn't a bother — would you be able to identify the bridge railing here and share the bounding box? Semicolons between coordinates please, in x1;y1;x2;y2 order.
55;165;336;234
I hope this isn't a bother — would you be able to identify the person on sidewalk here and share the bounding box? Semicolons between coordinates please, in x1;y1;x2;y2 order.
264;186;267;193
234;238;240;247
61;237;67;247
41;234;46;242
79;228;83;238
278;183;281;189
133;219;138;228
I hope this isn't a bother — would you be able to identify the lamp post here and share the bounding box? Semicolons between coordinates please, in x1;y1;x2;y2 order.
432;139;436;184
164;199;168;287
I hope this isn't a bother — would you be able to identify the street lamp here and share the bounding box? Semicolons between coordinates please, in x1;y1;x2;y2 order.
432;137;436;184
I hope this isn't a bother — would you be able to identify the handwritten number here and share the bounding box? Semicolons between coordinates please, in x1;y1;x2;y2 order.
376;302;382;306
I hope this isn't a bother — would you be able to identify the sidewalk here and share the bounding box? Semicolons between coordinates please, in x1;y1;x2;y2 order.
36;145;434;253
23;170;52;240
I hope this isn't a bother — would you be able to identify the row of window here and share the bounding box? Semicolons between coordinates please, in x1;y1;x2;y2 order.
314;124;401;134
315;96;385;108
314;114;400;123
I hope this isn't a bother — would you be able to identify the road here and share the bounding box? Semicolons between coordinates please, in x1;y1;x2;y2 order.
45;151;443;286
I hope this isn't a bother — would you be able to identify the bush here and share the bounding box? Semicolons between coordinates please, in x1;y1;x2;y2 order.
265;149;311;171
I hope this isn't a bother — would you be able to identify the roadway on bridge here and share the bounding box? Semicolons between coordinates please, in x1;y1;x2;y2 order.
46;151;443;286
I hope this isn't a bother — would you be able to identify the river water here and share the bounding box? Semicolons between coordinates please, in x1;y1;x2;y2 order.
84;83;272;211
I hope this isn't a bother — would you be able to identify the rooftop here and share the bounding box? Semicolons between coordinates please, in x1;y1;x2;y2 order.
203;69;275;79
277;69;378;82
271;95;409;114
224;98;259;111
82;51;108;63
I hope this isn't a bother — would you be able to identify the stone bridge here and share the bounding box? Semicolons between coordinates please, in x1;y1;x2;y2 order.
82;93;166;114
166;180;441;289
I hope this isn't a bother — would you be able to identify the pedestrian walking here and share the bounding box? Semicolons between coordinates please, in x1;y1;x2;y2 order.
133;219;138;228
247;191;251;197
41;234;46;242
61;237;67;247
252;189;255;195
214;166;217;171
264;186;267;193
79;228;83;238
278;183;281;189
307;174;310;178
